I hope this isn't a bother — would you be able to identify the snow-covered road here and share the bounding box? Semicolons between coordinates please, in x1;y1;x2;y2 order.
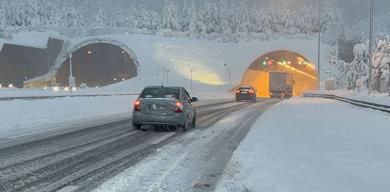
216;97;390;192
93;100;278;192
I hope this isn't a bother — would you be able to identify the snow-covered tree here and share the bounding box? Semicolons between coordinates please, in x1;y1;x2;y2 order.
161;0;181;32
337;41;369;89
189;9;204;39
237;0;251;39
181;0;195;32
321;2;344;44
372;35;390;91
0;6;6;35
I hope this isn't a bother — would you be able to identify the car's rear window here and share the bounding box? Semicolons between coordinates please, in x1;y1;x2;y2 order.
140;88;180;99
239;87;252;91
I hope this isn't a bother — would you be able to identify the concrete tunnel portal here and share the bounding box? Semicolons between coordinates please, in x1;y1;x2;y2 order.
241;50;318;97
56;42;137;87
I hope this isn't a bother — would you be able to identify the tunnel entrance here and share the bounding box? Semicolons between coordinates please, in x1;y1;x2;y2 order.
56;43;137;87
241;50;318;97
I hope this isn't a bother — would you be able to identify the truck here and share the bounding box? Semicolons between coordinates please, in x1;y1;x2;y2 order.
269;72;295;98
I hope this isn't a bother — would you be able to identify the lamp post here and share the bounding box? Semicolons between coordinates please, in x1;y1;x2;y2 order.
190;69;194;91
224;63;231;85
368;0;374;95
317;0;322;91
388;62;390;96
166;69;170;85
68;53;75;93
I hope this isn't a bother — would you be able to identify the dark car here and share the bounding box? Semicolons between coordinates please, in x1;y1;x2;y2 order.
132;86;198;132
235;86;257;102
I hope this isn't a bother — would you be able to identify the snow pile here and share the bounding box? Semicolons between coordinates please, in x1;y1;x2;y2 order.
324;89;390;106
0;95;136;139
0;91;232;140
216;98;390;192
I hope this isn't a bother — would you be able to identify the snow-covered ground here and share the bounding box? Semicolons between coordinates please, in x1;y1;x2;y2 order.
315;89;390;105
0;92;233;140
216;97;390;192
0;95;136;139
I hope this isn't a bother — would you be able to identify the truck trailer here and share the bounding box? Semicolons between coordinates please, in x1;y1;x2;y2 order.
269;72;295;98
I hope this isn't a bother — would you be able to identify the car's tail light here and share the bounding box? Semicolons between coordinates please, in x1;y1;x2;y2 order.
235;90;241;93
249;90;255;94
174;101;184;113
134;100;141;112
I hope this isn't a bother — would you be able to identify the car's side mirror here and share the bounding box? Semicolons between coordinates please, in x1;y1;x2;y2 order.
191;97;199;102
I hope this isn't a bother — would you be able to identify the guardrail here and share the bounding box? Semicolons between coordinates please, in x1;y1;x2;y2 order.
303;93;390;113
0;93;139;101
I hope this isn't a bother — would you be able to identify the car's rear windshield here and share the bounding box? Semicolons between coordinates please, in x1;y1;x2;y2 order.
140;88;180;99
239;87;252;91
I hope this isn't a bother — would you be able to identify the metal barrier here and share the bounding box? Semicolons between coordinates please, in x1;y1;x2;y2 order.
304;93;390;113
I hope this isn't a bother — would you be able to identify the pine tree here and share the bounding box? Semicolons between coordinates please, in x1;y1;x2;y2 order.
0;6;6;35
372;35;390;91
345;42;369;89
237;0;251;39
161;0;181;32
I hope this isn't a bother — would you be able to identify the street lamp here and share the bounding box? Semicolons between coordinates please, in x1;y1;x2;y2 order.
166;69;170;85
317;0;322;91
68;53;75;93
388;62;390;96
224;63;231;85
190;69;194;91
368;0;374;95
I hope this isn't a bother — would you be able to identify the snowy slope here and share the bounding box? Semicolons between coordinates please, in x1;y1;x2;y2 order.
216;98;390;192
102;33;330;92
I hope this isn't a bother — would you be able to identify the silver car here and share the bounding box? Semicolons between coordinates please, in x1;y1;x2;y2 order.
132;86;198;132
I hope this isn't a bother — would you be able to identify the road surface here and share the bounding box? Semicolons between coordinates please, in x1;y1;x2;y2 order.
0;99;279;192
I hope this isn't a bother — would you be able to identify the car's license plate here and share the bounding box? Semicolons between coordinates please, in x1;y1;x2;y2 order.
150;104;166;110
242;92;248;94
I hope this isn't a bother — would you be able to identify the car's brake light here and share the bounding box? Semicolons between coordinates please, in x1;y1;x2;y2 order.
249;90;255;94
175;101;184;113
134;100;141;112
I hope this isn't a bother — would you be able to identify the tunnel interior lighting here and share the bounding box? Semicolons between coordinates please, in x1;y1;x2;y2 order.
87;50;92;54
8;84;13;88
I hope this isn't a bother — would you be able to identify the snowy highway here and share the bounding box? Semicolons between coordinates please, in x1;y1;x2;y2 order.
0;99;280;192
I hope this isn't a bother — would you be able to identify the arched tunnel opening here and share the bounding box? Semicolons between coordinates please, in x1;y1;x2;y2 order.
241;50;318;97
56;43;137;87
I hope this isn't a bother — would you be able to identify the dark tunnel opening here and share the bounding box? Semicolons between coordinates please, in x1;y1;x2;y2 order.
56;43;137;87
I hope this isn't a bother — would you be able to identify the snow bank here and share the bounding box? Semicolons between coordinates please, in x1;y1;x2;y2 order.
0;95;136;139
316;89;390;106
216;98;390;192
4;31;65;49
